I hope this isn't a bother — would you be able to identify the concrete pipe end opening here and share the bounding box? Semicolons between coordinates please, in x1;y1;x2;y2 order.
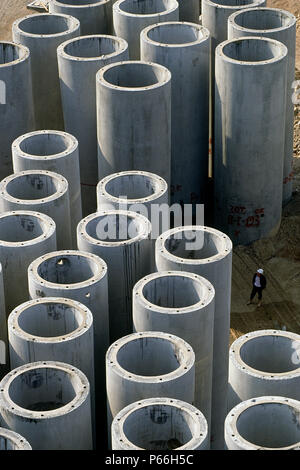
0;428;32;450
225;396;300;450
112;397;208;450
58;35;128;61
28;250;107;291
113;0;178;18
0;211;55;247
141;21;210;47
228;7;297;33
12;13;80;39
50;0;110;8
202;0;265;10
0;42;30;67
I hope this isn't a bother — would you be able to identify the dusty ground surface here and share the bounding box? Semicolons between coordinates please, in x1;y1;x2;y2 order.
0;0;299;344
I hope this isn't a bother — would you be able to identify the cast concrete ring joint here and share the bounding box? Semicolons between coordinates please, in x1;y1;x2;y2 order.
229;8;296;33
113;0;178;18
141;22;210;48
13;131;78;159
57;35;128;62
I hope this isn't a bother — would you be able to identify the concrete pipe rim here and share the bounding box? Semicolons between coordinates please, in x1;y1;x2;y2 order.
201;0;265;11
8;297;93;343
0;211;55;247
216;36;288;66
0;428;32;450
57;35;128;62
0;170;69;206
141;21;210;48
133;270;215;314
12;13;80;39
106;331;195;383
96;60;171;92
230;329;300;378
0;361;90;420
112;398;208;450
0;41;30;68
156;225;232;265
50;0;111;8
77;210;151;247
113;0;178;19
12;130;78;161
28;250;107;290
97;170;168;204
228;7;297;33
226;396;300;450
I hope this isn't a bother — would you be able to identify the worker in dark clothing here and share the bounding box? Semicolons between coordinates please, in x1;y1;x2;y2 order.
247;268;267;308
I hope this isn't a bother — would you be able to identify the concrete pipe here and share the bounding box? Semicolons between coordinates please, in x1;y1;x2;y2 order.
106;331;195;439
228;330;300;410
97;61;171;187
0;361;93;450
12;13;80;130
133;271;214;436
77;210;152;342
49;0;112;35
141;22;210;207
112;398;208;450
112;0;179;59
12;130;82;248
0;428;32;450
0;42;35;181
0;211;56;313
214;37;288;245
225;396;300;450
178;0;200;22
0;264;8;380
228;8;296;206
0;170;72;250
156;225;232;449
57;35;128;215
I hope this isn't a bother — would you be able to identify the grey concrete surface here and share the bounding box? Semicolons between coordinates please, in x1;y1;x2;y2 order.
178;0;199;22
0;264;8;380
0;428;32;450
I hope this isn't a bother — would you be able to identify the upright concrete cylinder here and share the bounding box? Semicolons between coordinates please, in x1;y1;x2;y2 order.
0;170;72;250
214;38;288;245
228;330;300;410
0;361;93;450
112;398;208;450
0;42;35;180
12;130;82;247
49;0;112;35
133;271;214;435
0;428;32;450
113;0;179;59
57;35;128;215
12;13;80;130
0;211;56;313
225;396;300;450
0;264;8;380
97;61;171;186
141;22;210;206
106;331;195;437
228;8;297;205
178;0;200;22
155;225;232;449
77;210;152;342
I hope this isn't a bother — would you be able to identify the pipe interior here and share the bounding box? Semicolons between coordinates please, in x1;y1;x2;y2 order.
116;337;182;376
85;214;145;242
105;174;159;200
236;403;300;448
119;0;175;15
16;15;75;35
17;302;84;337
5;174;61;200
0;43;24;64
37;254;99;284
64;36;123;58
142;275;203;308
239;335;300;373
164;230;224;259
122;404;195;450
209;0;257;6
147;23;203;45
103;62;167;88
233;9;293;29
222;38;282;61
55;0;102;4
0;214;48;242
19;133;71;156
8;367;81;411
0;436;17;450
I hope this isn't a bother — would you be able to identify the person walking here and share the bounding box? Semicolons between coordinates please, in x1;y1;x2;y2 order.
247;268;267;308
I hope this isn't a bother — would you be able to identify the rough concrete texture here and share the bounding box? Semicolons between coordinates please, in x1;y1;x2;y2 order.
214;37;288;245
228;8;296;205
57;35;128;215
0;42;35;181
228;329;300;410
141;22;210;207
97;61;171;187
0;169;72;249
106;331;195;443
0;264;8;380
225;396;300;450
49;0;113;35
178;0;200;22
77;210;152;343
12;13;80;130
155;225;232;449
0;361;93;450
133;271;215;438
12;130;82;248
0;211;56;313
0;427;32;450
112;397;208;450
113;0;179;59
